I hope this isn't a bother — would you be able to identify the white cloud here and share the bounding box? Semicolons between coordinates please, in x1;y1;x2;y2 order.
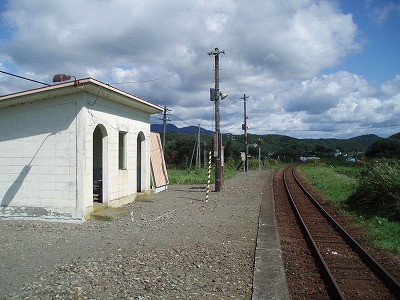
290;73;400;137
225;0;360;79
370;2;400;25
1;0;359;78
380;75;400;96
278;71;376;114
0;0;398;138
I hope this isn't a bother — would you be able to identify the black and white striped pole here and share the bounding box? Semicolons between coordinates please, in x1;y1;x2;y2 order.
205;151;212;202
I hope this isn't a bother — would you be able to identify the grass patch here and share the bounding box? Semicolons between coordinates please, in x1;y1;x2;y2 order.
362;216;400;253
300;163;400;255
327;164;368;178
265;161;288;171
167;167;240;184
300;163;357;208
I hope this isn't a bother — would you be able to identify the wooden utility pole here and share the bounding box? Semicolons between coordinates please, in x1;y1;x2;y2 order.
241;94;249;171
203;141;207;168
196;124;201;168
162;106;170;153
208;47;225;192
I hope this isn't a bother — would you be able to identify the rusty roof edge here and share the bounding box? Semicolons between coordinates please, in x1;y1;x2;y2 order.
82;78;163;112
0;80;74;100
0;77;164;113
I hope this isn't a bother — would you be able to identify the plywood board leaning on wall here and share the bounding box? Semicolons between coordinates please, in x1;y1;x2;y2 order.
150;132;168;192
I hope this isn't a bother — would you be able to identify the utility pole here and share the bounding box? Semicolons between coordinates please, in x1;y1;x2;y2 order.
208;47;225;192
257;138;263;170
161;106;171;153
241;94;249;171
203;141;207;168
196;124;201;168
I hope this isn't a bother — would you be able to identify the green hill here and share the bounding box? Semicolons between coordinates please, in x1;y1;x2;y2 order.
161;131;390;167
231;133;382;154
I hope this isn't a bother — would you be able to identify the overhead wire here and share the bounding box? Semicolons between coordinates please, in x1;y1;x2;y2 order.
1;55;232;135
111;73;178;85
0;70;50;86
110;60;208;85
222;52;242;93
171;113;213;131
225;124;243;131
152;111;214;133
170;113;193;127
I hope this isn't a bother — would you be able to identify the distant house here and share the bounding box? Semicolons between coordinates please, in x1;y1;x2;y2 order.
0;78;163;221
299;155;320;163
345;157;357;163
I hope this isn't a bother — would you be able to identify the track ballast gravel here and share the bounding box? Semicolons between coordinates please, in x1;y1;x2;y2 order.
0;170;268;300
274;166;400;299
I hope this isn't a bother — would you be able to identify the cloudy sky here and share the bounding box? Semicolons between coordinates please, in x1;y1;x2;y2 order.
1;0;399;139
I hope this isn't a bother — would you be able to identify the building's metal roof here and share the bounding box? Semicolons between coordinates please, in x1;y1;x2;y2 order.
0;77;163;114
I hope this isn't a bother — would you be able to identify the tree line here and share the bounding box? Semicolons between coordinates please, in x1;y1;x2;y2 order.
161;131;400;169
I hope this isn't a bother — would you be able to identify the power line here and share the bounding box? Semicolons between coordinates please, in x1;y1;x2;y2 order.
153;112;214;133
224;124;242;131
111;73;178;85
111;60;208;85
170;113;193;127
222;53;242;93
0;70;50;86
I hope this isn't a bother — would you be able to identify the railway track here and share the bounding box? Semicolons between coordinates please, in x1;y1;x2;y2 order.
282;164;400;299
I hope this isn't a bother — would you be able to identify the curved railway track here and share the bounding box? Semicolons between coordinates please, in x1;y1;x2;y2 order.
282;164;400;299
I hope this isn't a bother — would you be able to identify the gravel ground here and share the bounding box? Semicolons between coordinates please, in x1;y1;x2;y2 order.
0;170;269;300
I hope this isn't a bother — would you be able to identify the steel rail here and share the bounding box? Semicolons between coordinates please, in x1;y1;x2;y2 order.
283;165;345;299
291;166;400;297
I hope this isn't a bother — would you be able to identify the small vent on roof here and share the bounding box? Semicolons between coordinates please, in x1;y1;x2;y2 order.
53;74;78;85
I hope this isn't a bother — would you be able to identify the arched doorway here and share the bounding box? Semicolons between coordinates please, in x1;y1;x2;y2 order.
137;132;146;192
93;124;108;203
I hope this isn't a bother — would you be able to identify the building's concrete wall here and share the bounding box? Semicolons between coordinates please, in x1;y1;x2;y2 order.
0;91;154;222
82;95;152;218
0;95;81;221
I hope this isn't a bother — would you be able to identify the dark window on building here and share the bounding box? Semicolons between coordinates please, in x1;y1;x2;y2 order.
119;131;127;169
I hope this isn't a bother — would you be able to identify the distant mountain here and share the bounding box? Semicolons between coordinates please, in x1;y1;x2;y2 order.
298;134;382;151
348;134;383;147
388;132;400;141
151;124;213;135
151;124;391;154
226;133;385;154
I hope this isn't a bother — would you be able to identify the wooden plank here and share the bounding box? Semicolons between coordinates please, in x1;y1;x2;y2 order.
150;132;169;188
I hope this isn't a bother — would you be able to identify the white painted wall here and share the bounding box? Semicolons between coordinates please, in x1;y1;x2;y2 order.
0;92;153;221
0;95;80;220
82;95;152;212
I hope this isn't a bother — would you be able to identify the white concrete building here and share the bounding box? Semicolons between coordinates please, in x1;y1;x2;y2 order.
0;78;163;221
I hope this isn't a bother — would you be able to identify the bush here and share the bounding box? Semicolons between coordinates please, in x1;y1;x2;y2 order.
365;138;400;159
346;161;400;221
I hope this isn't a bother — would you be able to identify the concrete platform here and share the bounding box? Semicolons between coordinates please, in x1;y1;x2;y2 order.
252;171;289;300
